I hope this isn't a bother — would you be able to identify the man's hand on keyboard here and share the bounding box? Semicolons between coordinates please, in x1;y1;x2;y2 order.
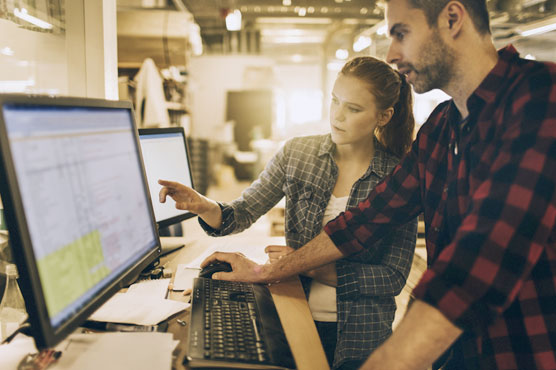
201;252;268;283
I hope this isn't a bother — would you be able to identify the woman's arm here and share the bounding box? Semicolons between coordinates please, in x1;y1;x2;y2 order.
201;142;290;237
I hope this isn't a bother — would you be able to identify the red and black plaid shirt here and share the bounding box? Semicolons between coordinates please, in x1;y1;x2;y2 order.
324;45;556;369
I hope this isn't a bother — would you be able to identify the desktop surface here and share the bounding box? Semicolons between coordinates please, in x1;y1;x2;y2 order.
160;222;329;370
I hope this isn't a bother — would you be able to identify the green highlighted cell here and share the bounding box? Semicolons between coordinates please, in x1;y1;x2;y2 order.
37;230;110;317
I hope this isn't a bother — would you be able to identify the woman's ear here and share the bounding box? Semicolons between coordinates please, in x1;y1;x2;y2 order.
378;107;394;127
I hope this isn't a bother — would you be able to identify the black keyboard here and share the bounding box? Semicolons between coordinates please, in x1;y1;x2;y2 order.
186;277;295;369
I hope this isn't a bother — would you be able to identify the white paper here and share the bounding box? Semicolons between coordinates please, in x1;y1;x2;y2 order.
0;334;37;370
89;292;189;326
186;235;285;269
172;265;200;291
127;278;170;299
52;332;175;370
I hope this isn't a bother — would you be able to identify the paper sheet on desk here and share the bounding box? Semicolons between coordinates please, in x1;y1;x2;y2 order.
173;265;200;291
186;236;286;269
51;332;177;370
89;279;189;325
0;334;37;370
127;278;170;299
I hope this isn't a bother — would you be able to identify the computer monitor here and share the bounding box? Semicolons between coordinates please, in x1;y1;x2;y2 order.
138;127;196;229
0;95;161;349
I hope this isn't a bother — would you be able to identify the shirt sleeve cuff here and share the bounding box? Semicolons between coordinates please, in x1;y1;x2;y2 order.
197;202;236;236
324;212;366;256
413;270;495;331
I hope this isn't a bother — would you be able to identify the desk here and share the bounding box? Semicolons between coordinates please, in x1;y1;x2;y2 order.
160;219;329;370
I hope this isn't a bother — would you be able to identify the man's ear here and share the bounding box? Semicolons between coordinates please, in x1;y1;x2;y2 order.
440;1;465;38
378;107;394;127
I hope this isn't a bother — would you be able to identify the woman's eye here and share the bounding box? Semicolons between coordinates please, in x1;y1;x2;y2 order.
396;32;405;41
348;107;361;113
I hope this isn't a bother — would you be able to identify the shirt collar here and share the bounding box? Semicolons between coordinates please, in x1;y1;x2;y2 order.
318;134;335;157
318;134;393;179
367;139;392;179
467;44;520;111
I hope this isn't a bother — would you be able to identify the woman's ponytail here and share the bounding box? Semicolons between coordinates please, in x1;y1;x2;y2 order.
378;72;415;157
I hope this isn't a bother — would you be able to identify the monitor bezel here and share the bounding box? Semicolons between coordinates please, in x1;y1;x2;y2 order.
0;94;162;349
138;127;197;228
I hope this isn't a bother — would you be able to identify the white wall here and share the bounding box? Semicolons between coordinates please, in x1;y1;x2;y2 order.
0;0;117;99
0;19;68;94
188;55;275;140
188;55;330;140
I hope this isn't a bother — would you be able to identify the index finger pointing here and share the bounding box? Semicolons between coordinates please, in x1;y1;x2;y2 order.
158;179;180;188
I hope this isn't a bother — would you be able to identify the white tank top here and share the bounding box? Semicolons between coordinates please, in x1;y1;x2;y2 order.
308;194;349;322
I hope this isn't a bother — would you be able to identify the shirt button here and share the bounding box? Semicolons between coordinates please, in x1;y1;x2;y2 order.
443;186;448;193
433;227;440;232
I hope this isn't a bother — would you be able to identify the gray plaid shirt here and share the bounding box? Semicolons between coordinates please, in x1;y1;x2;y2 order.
199;134;417;368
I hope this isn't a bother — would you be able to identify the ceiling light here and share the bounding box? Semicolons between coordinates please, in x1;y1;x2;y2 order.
353;35;372;52
376;23;388;36
298;7;307;16
360;8;368;15
14;8;53;30
335;49;349;60
517;16;556;37
282;0;291;5
321;7;329;13
292;54;303;63
225;9;242;31
308;7;315;14
1;47;14;56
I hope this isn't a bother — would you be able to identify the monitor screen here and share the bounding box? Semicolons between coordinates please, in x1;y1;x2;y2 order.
138;127;196;228
0;95;160;349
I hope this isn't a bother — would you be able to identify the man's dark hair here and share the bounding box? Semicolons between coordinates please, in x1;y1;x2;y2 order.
389;0;491;35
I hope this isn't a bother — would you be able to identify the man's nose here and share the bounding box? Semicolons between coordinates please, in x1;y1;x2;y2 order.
386;41;400;65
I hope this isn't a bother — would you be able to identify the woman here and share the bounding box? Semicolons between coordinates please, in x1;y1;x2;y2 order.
159;56;417;369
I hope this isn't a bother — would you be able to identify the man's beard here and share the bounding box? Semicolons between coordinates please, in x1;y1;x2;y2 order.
408;31;456;94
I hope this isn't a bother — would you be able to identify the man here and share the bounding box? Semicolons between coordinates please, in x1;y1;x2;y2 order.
199;0;556;368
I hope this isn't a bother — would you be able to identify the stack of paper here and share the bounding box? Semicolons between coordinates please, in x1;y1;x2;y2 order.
89;279;189;326
52;332;178;370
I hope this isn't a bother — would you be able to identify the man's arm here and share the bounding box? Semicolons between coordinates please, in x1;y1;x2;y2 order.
203;231;344;283
361;300;463;370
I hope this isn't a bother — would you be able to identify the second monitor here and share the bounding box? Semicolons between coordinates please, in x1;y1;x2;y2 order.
138;127;196;254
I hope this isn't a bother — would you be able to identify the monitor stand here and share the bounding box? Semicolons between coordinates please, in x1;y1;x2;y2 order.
159;237;185;256
158;223;186;256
